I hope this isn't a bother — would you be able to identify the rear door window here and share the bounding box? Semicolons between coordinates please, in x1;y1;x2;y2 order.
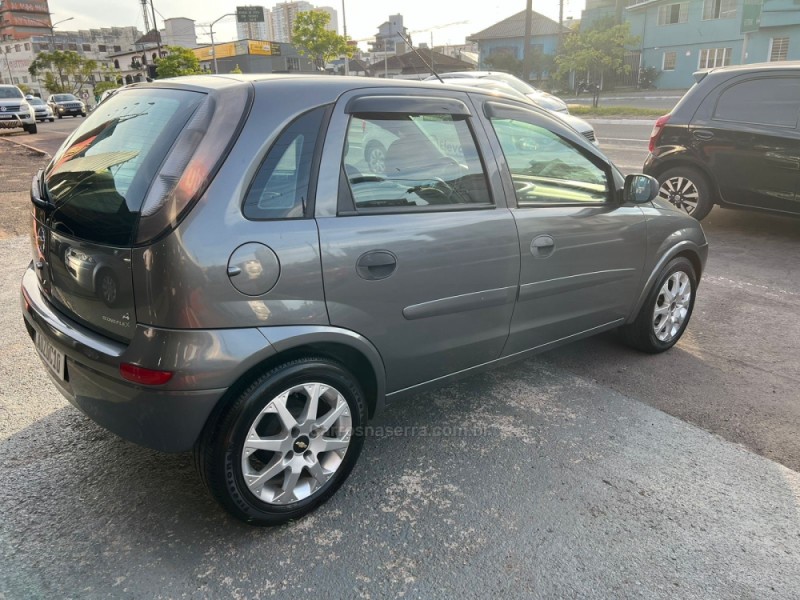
342;113;493;212
45;88;205;245
713;77;800;128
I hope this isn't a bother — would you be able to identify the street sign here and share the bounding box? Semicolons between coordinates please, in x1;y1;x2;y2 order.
741;0;763;34
236;6;265;23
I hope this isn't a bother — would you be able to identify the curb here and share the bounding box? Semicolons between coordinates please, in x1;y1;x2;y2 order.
0;135;50;158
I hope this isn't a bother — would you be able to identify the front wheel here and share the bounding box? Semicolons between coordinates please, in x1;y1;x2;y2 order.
196;357;367;525
620;257;697;353
656;167;714;220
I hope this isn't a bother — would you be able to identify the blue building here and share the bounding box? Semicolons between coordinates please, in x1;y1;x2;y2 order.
586;0;800;88
467;10;571;81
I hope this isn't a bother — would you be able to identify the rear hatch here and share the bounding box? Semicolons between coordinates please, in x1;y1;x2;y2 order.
30;82;250;342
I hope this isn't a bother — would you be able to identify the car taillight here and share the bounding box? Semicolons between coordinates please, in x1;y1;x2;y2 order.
649;114;670;153
135;85;252;244
120;363;174;385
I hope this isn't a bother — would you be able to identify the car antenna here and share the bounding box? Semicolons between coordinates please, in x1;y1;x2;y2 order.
395;30;444;84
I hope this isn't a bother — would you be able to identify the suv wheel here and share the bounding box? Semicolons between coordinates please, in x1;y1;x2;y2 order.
656;167;713;220
620;257;697;353
196;357;367;525
24;123;37;135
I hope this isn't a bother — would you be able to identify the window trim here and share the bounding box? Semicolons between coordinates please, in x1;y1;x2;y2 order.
241;104;333;221
769;37;789;63
697;47;731;69
657;2;688;26
484;101;615;209
339;112;496;216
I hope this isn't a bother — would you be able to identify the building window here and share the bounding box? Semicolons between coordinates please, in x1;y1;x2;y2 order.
702;0;736;20
14;44;20;52
658;3;689;25
82;43;91;51
698;47;732;69
22;76;27;83
489;46;518;59
287;57;300;71
114;59;120;69
68;43;77;51
113;45;121;52
769;37;789;62
24;43;30;50
98;44;106;52
663;51;677;71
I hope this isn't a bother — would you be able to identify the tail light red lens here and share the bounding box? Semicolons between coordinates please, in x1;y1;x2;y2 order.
649;114;671;153
120;363;174;385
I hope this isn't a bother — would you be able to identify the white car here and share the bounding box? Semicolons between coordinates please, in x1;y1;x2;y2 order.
0;85;36;134
25;96;55;122
431;77;599;146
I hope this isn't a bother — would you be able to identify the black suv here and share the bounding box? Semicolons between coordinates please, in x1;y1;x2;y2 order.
644;62;800;220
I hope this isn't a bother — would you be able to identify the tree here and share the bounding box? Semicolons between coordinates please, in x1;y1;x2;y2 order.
156;46;203;79
483;52;523;78
93;81;119;96
555;17;640;103
28;51;98;94
292;11;354;70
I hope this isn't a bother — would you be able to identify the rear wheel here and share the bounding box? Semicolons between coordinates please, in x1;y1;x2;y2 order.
196;357;367;525
24;123;37;134
365;141;386;174
49;118;54;122
620;257;697;353
58;114;62;119
656;167;714;220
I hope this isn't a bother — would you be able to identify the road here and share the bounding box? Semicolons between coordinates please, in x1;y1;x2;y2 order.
0;115;83;156
2;117;800;598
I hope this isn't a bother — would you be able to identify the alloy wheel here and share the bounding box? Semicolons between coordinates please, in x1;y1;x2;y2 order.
241;382;352;505
652;271;692;342
658;176;699;215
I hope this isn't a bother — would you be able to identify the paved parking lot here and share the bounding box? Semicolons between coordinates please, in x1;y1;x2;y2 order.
1;120;799;598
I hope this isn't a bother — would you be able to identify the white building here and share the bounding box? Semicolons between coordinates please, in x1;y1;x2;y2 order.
235;7;274;41
270;1;313;42
161;18;197;48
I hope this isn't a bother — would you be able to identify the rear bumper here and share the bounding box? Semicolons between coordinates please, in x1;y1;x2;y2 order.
20;264;277;452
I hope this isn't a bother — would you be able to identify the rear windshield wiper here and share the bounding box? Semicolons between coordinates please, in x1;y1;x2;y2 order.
31;169;55;212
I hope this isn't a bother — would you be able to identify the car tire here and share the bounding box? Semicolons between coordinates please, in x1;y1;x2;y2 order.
49;118;54;122
620;256;697;354
656;167;714;220
57;114;62;119
364;141;386;174
196;357;367;526
24;123;37;134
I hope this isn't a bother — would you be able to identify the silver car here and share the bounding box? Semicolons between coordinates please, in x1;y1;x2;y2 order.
25;96;55;122
22;76;707;525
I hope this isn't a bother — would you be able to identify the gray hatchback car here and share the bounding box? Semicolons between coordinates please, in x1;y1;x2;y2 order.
22;75;708;525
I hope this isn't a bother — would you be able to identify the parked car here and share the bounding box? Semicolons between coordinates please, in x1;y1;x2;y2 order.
22;76;707;525
25;95;55;122
645;62;800;220
0;85;36;134
47;93;87;118
426;71;570;113
431;78;599;146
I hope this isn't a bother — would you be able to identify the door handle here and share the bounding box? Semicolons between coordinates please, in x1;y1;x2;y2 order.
530;235;555;258
692;129;714;141
356;250;397;280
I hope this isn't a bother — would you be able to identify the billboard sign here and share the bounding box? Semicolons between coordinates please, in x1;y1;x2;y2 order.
741;0;763;34
236;6;265;23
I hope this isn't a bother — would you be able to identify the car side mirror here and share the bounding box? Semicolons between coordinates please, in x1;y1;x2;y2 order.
623;174;659;204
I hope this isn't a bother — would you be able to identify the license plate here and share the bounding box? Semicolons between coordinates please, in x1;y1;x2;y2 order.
36;332;65;380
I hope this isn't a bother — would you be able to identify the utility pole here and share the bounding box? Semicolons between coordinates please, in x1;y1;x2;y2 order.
342;0;349;75
209;13;235;74
558;0;564;48
523;0;532;81
150;0;162;59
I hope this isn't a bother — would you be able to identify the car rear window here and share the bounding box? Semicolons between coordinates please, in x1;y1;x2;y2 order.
714;77;800;128
45;88;204;245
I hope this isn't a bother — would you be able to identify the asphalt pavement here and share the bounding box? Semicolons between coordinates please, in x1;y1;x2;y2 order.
0;116;82;156
1;117;799;598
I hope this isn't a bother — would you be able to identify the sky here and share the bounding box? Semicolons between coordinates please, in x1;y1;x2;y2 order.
48;0;586;48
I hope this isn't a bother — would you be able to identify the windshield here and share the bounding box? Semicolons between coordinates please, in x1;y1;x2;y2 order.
0;87;23;99
44;88;205;246
52;94;78;102
28;98;45;106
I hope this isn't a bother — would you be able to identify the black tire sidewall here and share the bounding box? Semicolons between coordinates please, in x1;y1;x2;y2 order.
641;257;697;352
208;359;366;524
658;167;714;220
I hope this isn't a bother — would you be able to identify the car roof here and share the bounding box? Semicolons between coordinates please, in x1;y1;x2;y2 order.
697;60;800;81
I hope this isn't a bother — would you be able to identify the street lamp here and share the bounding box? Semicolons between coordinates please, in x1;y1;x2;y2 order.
209;13;235;74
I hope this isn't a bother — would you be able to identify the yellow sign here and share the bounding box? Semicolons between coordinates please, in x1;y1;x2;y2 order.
193;42;237;61
247;41;272;56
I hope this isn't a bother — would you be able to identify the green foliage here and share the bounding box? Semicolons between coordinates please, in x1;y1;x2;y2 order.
556;18;640;83
483;52;523;78
638;66;661;88
155;46;203;79
230;64;243;74
28;51;98;94
93;81;119;96
17;83;33;95
292;11;354;68
528;46;555;83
